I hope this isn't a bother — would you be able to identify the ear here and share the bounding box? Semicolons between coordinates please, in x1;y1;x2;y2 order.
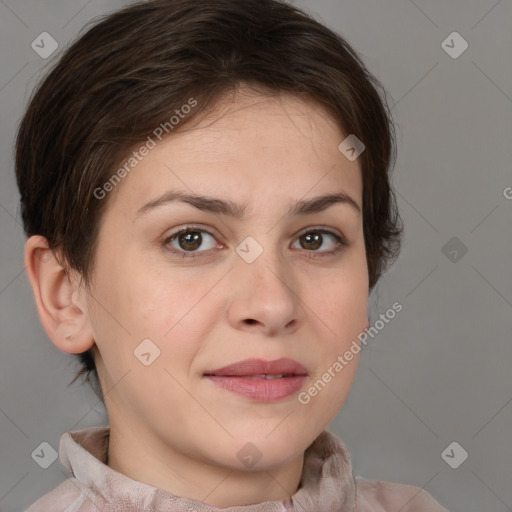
24;235;95;354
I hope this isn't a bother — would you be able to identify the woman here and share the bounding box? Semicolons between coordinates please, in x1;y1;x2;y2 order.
16;0;449;510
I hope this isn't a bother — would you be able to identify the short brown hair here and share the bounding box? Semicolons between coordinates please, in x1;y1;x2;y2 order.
15;0;403;402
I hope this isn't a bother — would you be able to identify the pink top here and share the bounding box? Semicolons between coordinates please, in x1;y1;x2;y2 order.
25;426;450;511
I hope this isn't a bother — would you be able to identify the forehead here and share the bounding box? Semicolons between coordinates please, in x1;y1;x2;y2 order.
177;91;345;155
106;91;362;216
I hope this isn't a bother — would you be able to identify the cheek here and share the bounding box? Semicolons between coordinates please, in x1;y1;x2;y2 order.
88;256;214;374
312;251;368;335
298;264;366;425
90;244;189;330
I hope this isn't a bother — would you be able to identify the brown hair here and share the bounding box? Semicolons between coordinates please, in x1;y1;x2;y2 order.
15;0;403;402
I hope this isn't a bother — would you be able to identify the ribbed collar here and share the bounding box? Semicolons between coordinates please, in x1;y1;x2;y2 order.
59;426;357;511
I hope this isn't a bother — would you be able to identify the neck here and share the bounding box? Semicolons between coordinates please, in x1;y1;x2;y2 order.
106;420;304;507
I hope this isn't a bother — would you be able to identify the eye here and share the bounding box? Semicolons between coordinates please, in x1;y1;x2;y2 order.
162;225;347;260
291;228;347;256
163;227;221;257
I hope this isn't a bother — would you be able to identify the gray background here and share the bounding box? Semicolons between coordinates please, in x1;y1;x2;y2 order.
1;1;511;511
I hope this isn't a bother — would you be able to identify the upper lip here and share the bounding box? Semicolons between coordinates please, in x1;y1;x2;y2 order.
204;358;308;377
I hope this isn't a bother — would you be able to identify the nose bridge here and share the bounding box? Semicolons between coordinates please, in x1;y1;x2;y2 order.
235;233;289;291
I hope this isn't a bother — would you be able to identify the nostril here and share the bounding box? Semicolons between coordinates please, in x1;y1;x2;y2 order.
245;319;257;325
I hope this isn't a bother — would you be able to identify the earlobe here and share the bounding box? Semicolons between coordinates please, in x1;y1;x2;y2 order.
24;235;95;354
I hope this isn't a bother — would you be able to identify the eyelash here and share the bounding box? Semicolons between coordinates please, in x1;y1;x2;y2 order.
162;225;348;260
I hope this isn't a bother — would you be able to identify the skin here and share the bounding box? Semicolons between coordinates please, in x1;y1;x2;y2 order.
25;89;369;507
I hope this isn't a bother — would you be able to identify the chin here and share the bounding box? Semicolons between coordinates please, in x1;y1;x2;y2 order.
217;428;311;470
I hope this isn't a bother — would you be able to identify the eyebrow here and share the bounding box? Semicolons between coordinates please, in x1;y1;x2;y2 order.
135;189;361;219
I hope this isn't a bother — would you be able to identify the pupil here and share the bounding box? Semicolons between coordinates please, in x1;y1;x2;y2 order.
302;232;321;250
180;231;201;250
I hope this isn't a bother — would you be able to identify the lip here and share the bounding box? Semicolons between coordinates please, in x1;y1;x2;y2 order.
204;358;308;402
204;358;308;377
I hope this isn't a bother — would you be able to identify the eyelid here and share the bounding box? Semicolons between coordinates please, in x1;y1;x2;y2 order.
295;225;345;241
161;224;348;258
291;226;348;255
162;224;224;255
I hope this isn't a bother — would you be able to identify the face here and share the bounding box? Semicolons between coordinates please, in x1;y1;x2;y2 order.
85;90;369;471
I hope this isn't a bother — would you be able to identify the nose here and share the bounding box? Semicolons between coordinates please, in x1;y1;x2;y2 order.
225;245;304;337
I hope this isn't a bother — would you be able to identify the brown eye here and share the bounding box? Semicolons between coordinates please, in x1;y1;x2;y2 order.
164;228;219;256
177;231;202;251
300;232;323;250
292;229;346;254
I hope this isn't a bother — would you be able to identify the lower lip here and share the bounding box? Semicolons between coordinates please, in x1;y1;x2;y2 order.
205;375;307;402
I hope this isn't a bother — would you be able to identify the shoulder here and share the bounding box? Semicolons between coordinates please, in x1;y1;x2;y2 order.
24;477;94;512
355;476;450;512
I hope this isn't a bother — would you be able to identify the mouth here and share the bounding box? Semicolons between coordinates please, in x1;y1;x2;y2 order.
203;357;308;378
220;374;293;379
203;358;308;402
